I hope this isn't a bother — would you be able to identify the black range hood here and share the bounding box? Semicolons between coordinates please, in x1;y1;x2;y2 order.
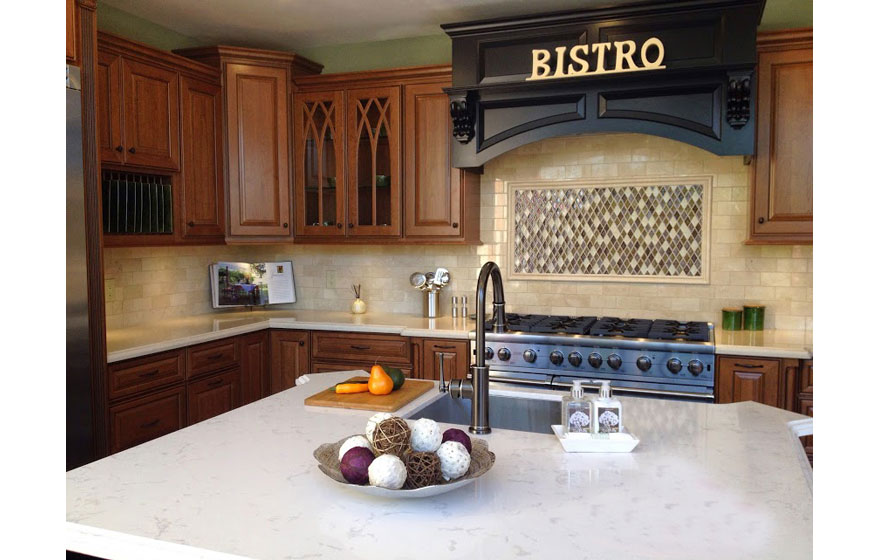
442;0;766;170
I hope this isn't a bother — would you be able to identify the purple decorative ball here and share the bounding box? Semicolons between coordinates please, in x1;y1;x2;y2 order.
441;428;472;454
340;446;375;485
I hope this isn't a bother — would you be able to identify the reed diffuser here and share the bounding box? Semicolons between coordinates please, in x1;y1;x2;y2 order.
350;284;366;314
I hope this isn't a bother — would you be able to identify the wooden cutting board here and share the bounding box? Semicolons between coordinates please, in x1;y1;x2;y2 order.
304;377;435;412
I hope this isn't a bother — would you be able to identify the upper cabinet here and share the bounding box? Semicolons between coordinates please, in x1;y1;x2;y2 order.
748;29;813;245
66;0;78;65
293;66;480;244
177;47;323;241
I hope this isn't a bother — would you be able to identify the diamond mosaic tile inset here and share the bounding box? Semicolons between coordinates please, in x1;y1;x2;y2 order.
511;180;709;282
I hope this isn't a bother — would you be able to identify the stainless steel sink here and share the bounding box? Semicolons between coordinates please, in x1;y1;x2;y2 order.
406;394;560;434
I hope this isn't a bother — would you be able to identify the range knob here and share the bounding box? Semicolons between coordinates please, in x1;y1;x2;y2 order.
667;358;683;374
497;348;511;361
607;354;623;370
587;352;603;368
484;347;494;360
549;351;564;366
636;356;652;371
523;349;537;363
687;359;704;376
568;352;583;367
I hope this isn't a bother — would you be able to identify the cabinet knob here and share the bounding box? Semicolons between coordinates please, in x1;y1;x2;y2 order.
283;222;289;228
758;217;765;224
348;223;354;228
128;147;136;154
187;221;195;227
336;222;342;229
299;340;305;346
452;222;459;228
115;145;123;152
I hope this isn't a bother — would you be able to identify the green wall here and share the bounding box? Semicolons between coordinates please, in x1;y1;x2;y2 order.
97;3;202;51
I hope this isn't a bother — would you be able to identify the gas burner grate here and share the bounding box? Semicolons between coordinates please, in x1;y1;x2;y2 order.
494;314;597;334
648;320;711;342
589;317;653;338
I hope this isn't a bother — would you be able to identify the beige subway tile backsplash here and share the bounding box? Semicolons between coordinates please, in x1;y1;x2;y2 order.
104;133;812;332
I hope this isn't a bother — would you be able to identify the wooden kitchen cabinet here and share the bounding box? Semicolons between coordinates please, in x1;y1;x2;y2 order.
240;331;270;405
312;362;414;378
187;368;241;425
186;337;239;378
311;331;411;365
107;349;185;401
420;339;469;381
716;356;784;407
109;385;186;453
66;0;79;65
797;359;813;463
180;75;225;240
269;330;311;395
748;29;812;244
97;51;124;164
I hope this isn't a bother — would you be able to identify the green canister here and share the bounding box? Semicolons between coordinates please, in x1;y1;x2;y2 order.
743;304;765;331
721;308;743;331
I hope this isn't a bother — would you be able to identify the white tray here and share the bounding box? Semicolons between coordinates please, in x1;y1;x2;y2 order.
551;425;640;453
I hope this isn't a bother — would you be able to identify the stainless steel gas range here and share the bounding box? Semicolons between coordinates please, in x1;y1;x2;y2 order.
469;314;715;401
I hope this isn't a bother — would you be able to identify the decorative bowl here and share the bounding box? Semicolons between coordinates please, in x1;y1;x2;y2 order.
314;435;495;498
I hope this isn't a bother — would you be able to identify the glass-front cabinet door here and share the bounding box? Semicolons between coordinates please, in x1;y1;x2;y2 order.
346;86;401;236
294;90;345;237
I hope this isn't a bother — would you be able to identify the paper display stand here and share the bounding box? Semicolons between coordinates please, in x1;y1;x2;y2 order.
210;261;296;308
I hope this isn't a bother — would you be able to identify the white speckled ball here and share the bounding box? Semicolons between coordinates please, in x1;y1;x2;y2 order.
365;412;393;444
409;418;442;452
367;454;407;489
436;441;471;481
338;435;372;462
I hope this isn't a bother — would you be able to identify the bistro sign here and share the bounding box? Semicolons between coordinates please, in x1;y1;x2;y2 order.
527;38;666;81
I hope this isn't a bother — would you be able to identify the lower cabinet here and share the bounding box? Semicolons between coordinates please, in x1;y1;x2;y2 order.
240;331;270;404
312;361;413;378
109;385;186;454
187;367;241;425
796;360;813;464
269;330;311;395
420;339;469;381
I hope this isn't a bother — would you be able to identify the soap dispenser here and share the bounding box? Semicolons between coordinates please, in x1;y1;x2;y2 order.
561;380;592;435
593;380;623;434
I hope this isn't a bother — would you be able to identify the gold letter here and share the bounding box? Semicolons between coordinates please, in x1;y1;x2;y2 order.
614;40;638;71
592;43;611;73
554;46;567;77
527;49;552;80
641;37;666;69
567;44;590;75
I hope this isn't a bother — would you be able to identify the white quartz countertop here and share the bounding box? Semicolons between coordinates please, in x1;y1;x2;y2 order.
67;371;813;560
106;310;812;363
106;310;474;362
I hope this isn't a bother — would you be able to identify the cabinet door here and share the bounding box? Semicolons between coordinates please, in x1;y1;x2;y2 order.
180;76;225;239
294;90;346;237
121;58;180;170
404;82;462;238
269;330;310;395
97;52;124;164
187;368;241;425
240;331;269;405
225;63;291;237
716;356;782;407
66;0;78;65
750;38;812;243
109;385;186;453
421;339;469;381
347;86;401;237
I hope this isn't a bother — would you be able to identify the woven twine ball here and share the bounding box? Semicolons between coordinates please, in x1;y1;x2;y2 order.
371;417;411;457
404;451;442;489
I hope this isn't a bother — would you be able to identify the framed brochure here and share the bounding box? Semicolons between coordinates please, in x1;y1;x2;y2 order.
210;261;296;308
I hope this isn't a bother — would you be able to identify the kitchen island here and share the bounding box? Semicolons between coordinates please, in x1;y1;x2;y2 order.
67;371;813;560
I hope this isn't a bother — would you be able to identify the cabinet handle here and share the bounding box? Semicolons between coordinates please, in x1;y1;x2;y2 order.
138;369;159;378
206;378;224;387
140;419;160;429
187;221;195;227
758;217;765;224
435;345;456;349
115;145;123;152
283;223;289;228
348;223;354;229
128;147;136;154
734;363;764;369
336;223;342;229
452;222;459;228
299;340;305;346
351;345;371;350
206;353;223;360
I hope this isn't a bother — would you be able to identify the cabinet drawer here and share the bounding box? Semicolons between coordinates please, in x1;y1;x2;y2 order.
187;368;241;425
187;338;239;378
312;361;413;378
109;385;186;453
108;350;185;401
311;331;411;364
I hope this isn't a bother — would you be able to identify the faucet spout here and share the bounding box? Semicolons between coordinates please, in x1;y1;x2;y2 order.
450;261;505;434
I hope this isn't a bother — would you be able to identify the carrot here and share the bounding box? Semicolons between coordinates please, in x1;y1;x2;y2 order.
335;383;370;394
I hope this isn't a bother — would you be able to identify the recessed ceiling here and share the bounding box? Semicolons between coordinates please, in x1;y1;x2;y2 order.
101;0;812;50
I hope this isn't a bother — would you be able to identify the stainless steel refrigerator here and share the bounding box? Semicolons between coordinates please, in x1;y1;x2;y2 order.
67;64;96;470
